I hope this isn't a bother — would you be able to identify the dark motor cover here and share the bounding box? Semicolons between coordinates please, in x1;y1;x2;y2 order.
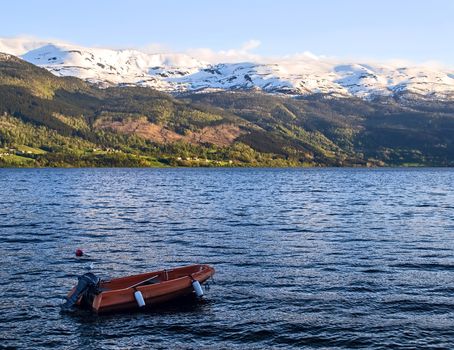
61;272;100;311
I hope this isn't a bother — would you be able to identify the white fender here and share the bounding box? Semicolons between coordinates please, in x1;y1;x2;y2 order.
192;280;204;297
134;290;146;307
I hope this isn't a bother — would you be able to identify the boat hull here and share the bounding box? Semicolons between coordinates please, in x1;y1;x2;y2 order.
68;264;215;314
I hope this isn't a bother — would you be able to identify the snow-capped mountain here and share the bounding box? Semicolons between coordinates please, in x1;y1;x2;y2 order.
2;38;454;99
20;44;204;90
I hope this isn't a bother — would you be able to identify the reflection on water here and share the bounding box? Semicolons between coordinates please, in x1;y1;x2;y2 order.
1;168;453;349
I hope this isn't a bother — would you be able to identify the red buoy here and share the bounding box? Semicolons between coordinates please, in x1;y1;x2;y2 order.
75;249;83;257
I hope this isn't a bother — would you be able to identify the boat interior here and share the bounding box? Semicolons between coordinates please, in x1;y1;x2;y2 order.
100;265;207;292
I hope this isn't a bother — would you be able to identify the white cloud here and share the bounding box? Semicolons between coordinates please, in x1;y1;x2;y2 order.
137;43;171;54
0;36;67;55
241;39;261;51
186;39;263;63
285;51;321;61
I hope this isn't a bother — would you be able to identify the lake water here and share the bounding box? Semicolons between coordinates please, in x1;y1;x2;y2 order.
0;168;453;349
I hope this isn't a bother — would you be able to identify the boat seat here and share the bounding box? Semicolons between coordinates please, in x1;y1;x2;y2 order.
140;278;161;286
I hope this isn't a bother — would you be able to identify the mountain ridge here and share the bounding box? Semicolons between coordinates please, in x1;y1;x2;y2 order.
2;38;454;100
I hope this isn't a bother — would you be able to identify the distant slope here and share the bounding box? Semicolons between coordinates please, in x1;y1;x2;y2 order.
0;53;453;167
187;92;454;166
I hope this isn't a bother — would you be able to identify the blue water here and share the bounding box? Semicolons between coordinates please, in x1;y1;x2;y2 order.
0;168;453;349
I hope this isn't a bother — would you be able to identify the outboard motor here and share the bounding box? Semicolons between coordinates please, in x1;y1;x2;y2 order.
61;272;100;311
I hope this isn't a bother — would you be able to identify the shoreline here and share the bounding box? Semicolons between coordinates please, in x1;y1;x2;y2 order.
1;165;452;169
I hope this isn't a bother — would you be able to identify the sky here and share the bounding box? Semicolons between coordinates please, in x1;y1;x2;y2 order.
1;0;453;65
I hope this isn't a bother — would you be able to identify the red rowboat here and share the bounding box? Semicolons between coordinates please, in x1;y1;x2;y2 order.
64;264;215;314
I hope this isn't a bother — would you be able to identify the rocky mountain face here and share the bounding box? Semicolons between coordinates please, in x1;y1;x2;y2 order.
2;39;453;100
